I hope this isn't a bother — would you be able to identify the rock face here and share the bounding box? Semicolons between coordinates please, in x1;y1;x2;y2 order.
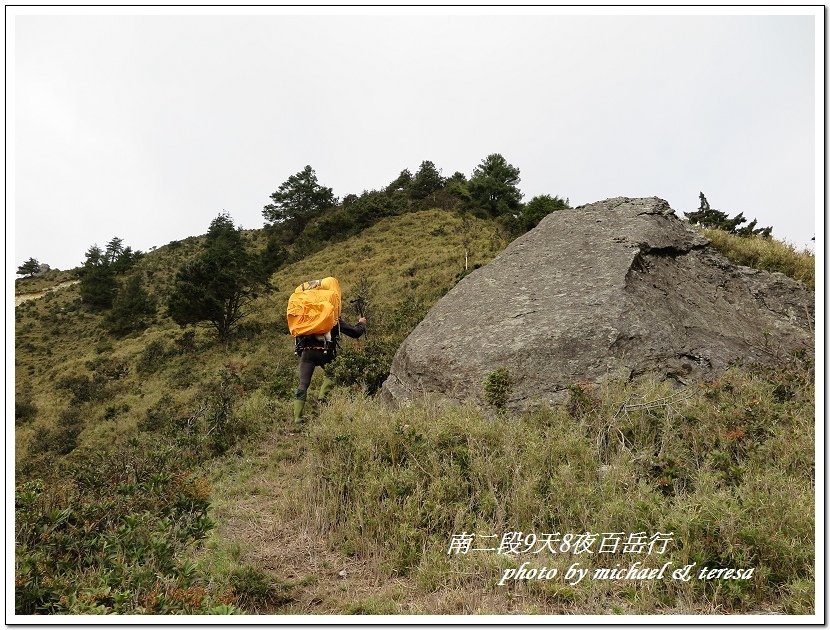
381;197;814;409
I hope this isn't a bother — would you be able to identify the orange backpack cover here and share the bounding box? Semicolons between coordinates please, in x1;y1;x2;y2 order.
286;277;342;337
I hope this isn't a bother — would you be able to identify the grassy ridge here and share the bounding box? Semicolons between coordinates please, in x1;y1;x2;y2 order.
268;209;506;327
15;269;77;295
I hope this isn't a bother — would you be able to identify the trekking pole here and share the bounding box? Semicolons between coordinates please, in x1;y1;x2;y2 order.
350;275;372;342
350;295;368;341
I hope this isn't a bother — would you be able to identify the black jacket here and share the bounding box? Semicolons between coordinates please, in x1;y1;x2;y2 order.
295;319;365;354
334;319;366;341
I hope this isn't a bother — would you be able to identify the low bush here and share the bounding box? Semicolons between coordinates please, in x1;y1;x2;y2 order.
15;434;240;614
137;338;171;375
483;368;514;411
140;364;251;457
200;364;249;455
330;339;398;396
15;396;38;426
227;566;294;612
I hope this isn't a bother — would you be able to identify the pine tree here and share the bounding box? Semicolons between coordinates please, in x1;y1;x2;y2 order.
168;213;269;339
468;153;523;218
17;258;41;278
445;172;472;206
78;239;143;309
104;274;156;335
262;165;336;233
104;237;124;264
518;194;569;233
261;234;288;275
79;245;117;309
410;161;445;201
686;192;772;237
385;169;413;194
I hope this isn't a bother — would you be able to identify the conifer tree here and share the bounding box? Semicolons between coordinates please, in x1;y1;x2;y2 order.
410;161;445;201
168;213;269;339
79;245;117;309
78;239;143;309
518;194;569;233
686;192;771;237
105;274;156;335
17;258;41;278
262;165;336;233
468;153;523;217
385;169;413;194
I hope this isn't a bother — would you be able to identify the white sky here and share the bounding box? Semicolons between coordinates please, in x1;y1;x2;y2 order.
10;8;821;271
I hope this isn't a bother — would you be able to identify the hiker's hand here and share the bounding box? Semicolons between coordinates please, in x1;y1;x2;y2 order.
358;317;367;325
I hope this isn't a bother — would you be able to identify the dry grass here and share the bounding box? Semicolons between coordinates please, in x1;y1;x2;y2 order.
15;268;77;294
197;416;420;615
194;350;813;616
265;209;506;328
702;228;815;289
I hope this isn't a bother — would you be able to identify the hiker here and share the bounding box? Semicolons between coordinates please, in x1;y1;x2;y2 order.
293;316;367;421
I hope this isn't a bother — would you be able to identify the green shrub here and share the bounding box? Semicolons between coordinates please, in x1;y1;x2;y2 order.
15;396;38;426
56;359;129;406
174;330;197;353
56;374;99;405
149;364;250;457
95;339;114;354
29;408;84;456
565;383;598;420
102;403;130;421
331;339;397;396
483;368;514;411
345;596;399;614
201;364;248;455
137;339;170;375
228;566;293;612
138;394;180;433
84;356;129;381
386;298;430;335
15;433;231;614
264;362;297;399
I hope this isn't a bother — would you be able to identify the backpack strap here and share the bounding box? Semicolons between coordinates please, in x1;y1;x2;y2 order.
295;323;340;357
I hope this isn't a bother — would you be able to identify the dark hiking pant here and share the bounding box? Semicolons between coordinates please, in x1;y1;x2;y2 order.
295;349;331;400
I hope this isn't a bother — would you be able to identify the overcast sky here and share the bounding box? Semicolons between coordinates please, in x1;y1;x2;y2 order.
11;8;820;271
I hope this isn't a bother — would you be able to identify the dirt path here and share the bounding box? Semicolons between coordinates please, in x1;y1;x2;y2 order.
15;280;79;306
203;415;595;616
204;417;415;614
203;416;785;617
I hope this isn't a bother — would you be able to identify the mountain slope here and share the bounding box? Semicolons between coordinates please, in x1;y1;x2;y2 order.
14;208;506;470
14;207;815;616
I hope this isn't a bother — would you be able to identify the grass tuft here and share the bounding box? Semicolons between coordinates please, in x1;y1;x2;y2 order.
703;229;814;289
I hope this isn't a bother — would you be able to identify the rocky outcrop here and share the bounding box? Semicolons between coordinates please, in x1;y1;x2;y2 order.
381;197;814;409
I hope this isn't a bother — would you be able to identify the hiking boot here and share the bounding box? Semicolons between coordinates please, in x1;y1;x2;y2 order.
293;398;305;423
319;375;335;404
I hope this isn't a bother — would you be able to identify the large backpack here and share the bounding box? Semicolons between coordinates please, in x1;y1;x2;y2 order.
286;277;342;337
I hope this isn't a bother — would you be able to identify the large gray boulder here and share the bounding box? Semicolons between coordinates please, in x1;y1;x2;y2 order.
381;197;814;409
